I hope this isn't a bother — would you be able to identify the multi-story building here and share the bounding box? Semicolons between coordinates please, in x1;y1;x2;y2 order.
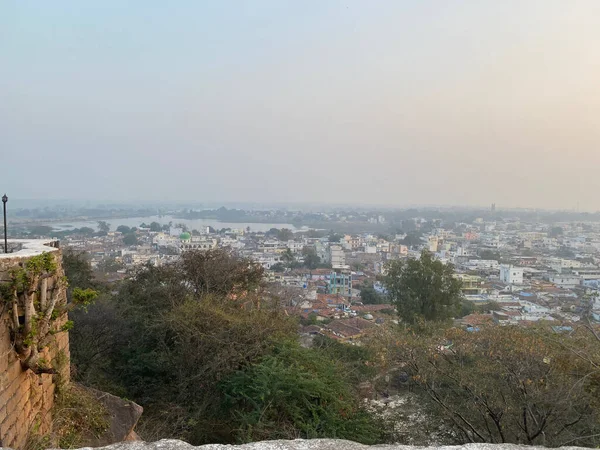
549;274;581;289
500;264;524;285
328;268;352;299
330;245;346;268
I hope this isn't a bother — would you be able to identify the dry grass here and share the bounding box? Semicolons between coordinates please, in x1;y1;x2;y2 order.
26;384;110;450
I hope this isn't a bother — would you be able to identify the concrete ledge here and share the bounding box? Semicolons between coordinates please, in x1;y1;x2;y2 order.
0;239;59;259
25;439;589;450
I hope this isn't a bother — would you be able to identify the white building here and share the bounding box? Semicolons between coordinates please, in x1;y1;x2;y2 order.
464;259;500;271
180;236;218;251
500;264;523;285
252;252;284;270
428;236;439;252
330;245;346;268
549;274;580;289
547;258;583;273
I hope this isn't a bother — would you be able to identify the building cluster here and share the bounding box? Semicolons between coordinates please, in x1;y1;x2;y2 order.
57;213;600;338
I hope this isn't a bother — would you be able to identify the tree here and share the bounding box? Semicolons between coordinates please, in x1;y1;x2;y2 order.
149;222;162;232
277;228;294;241
97;257;125;274
393;325;600;446
270;263;285;273
281;248;297;269
179;248;264;298
302;246;320;270
68;248;390;445
401;231;422;249
307;229;327;238
122;233;138;246
116;225;131;234
556;247;575;258
62;248;97;297
359;283;386;305
401;219;417;232
384;250;462;324
549;226;563;238
213;342;383;444
76;227;95;236
265;228;279;237
459;300;475;318
73;253;296;443
97;221;111;233
176;223;189;232
478;249;500;261
1;252;97;373
28;225;54;236
328;232;343;243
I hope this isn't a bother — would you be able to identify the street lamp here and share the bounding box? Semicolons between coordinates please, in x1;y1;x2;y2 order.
2;194;7;253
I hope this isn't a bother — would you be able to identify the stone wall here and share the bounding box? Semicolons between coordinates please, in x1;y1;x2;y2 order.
0;240;69;449
2;439;585;450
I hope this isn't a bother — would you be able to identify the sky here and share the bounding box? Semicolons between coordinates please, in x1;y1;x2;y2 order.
2;1;600;210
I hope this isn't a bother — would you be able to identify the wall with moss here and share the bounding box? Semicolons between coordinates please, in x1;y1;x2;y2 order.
0;240;70;449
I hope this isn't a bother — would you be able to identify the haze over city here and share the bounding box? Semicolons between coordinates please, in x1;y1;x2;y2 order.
3;1;600;210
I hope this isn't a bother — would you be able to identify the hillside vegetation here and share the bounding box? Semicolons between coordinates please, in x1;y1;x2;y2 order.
64;249;600;447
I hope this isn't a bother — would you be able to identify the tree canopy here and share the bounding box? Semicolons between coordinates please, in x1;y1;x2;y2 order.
116;225;131;234
400;231;423;248
97;221;111;233
384;250;462;324
359;283;387;305
122;233;138;246
302;246;321;270
390;325;600;447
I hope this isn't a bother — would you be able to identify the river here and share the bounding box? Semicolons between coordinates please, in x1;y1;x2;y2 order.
46;215;300;233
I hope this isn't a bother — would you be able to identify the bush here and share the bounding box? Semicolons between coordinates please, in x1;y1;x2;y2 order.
206;342;383;444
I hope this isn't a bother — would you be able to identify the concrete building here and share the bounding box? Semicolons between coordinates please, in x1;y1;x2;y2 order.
328;268;352;299
428;236;439;252
180;235;218;251
500;264;524;285
549;274;581;289
330;245;346;268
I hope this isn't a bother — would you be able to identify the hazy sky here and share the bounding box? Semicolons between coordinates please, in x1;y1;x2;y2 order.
2;1;600;210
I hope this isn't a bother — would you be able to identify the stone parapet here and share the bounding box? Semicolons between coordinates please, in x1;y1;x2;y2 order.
0;439;587;450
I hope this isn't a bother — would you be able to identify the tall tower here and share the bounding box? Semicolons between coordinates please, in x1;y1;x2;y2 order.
491;203;496;213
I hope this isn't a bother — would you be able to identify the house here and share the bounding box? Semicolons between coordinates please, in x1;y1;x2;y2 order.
549;274;580;289
325;317;376;341
500;264;524;285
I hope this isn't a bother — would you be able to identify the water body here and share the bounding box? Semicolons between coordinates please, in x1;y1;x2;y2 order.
47;215;300;233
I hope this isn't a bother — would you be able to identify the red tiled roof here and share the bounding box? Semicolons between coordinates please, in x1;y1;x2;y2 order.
353;304;394;312
461;314;493;326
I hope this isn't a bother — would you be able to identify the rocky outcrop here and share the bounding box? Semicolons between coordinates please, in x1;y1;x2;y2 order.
18;440;588;450
77;386;143;447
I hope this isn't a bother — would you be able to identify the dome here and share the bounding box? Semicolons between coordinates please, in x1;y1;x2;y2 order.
363;313;374;320
179;232;191;240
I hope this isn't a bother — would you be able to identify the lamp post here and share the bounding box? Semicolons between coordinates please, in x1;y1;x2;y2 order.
2;194;7;253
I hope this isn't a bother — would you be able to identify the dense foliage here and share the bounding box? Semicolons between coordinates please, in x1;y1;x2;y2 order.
67;249;380;444
388;324;600;447
384;250;462;323
65;247;600;447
